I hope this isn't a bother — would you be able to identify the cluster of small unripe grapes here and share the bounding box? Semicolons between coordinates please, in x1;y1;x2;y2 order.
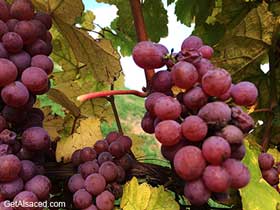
133;35;258;205
258;153;280;193
0;0;54;209
69;132;133;210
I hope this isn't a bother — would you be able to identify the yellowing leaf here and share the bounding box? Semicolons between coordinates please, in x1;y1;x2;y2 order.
56;118;103;162
120;177;179;210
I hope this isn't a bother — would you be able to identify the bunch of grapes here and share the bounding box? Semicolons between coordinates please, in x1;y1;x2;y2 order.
258;153;280;192
133;36;258;205
68;131;133;210
0;0;54;208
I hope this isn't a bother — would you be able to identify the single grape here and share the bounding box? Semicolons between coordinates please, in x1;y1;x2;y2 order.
14;21;37;45
258;153;274;170
154;96;181;120
155;120;182;146
99;161;118;182
0;178;24;199
194;58;214;79
1;82;29;108
171;61;198;90
10;0;34;20
31;55;53;75
0;0;9;21
2;32;23;53
183;86;208;111
231;106;254;132
132;41;168;69
71;150;81;166
21;127;50;151
114;154;133;171
78;161;99;178
0;21;8;39
106;131;121;145
231;81;258;106
2;106;27;124
30;19;46;38
202;69;232;97
80;147;97;162
21;67;49;93
198;102;231;127
25;39;49;56
203;165;231;192
98;152;113;165
174;146;206;181
24;175;51;200
181;36;203;52
144;92;165;116
109;141;125;158
96;190;115;210
6;19;19;31
230;144;246;160
262;168;279;185
41;31;52;43
141;112;155;134
0;155;21;182
31;79;50;95
67;174;84;193
151;71;173;93
223;159;250;189
217;125;244;145
0;59;18;87
34;12;52;30
0;144;12;156
0;43;8;58
19;160;36;182
198;45;214;59
218;84;233;101
94;140;108;154
161;139;188;162
115;166;126;183
73;189;92;209
84;173;106;196
184;179;211;206
13;191;38;210
117;136;132;152
181;116;208;142
9;51;31;74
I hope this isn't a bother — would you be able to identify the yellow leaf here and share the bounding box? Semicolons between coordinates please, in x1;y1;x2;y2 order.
121;177;179;210
56;118;103;162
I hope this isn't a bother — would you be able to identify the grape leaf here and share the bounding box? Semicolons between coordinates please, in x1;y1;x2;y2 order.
240;140;280;210
76;10;96;31
56;118;103;162
120;177;179;210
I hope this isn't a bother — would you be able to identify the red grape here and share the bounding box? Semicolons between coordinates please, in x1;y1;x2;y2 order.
84;173;106;196
97;152;113;165
34;13;52;30
117;136;132;152
181;36;203;52
99;161;118;182
258;153;274;170
96;190;115;210
155;120;182;146
0;178;24;199
231;106;254;132
24;175;51;200
0;0;9;21
181;116;208;142
109;141;125;158
2;32;23;53
217;125;244;144
115;166;126;183
194;58;214;78
14;21;37;45
68;174;84;193
0;155;21;182
0;43;8;58
78;161;99;178
13;191;38;210
6;19;19;32
0;59;18;87
106;131;121;145
198;45;214;59
144;92;165;116
25;39;49;56
154;96;181;120
0;21;8;39
21;127;50;151
0;144;12;156
30;20;46;38
231;81;258;106
262;168;279;185
80;147;97;162
151;71;173;93
141;112;155;134
71;150;81;166
183;86;208;111
73;189;92;209
94;140;108;154
10;0;35;20
20;160;36;182
9;51;31;74
230;144;246;160
218;84;233;101
31;55;53;75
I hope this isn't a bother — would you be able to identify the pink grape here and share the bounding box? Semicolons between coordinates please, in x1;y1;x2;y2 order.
154;96;181;120
183;86;208;111
181;116;208;142
231;81;258;106
155;120;182;146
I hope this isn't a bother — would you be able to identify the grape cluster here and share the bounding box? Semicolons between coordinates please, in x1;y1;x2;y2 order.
68;132;133;210
0;0;54;208
258;153;280;192
133;35;258;205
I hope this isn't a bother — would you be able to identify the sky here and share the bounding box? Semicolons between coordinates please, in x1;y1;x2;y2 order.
82;0;193;91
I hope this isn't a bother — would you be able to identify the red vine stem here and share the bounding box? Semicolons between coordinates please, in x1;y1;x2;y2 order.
77;90;147;102
129;0;155;88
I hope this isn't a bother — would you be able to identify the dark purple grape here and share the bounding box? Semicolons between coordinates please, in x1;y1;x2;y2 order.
9;51;31;74
161;139;188;161
183;86;208;111
181;116;208;142
6;19;19;31
78;161;99;179
97;152;113;165
258;153;274;170
34;13;52;30
99;161;118;182
0;144;12;156
21;127;50;151
144;92;165;116
95;190;115;210
0;43;8;58
231;106;254;132
108;141;125;158
198;45;213;59
14;21;37;45
0;0;9;21
30;19;46;38
0;178;24;199
2;32;23;53
24;175;51;200
262;168;279;185
21;67;48;93
31;55;53;75
94;140;108;154
41;31;52;43
25;39;49;56
230;144;246;160
0;116;7;133
217;125;244;144
13;191;39;210
223;159;250;189
71;150;81;166
202;136;231;165
10;0;34;20
73;189;92;209
80;147;96;162
115;166;126;183
181;36;203;52
115;154;133;171
117;135;132;152
0;21;8;39
67;174;84;193
231;81;258;106
1;82;29;108
2;106;27;124
184;179;211;206
174;146;206;181
154;96;181;120
171;61;198;90
106;131;121;145
84;173;106;196
155;120;182;146
151;71;172;93
0;155;21;182
203;165;231;192
0;59;18;87
20;160;36;182
132;41;168;69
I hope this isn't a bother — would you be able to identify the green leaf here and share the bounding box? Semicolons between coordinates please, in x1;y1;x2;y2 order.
37;94;65;117
77;10;95;31
120;177;179;210
240;140;280;210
